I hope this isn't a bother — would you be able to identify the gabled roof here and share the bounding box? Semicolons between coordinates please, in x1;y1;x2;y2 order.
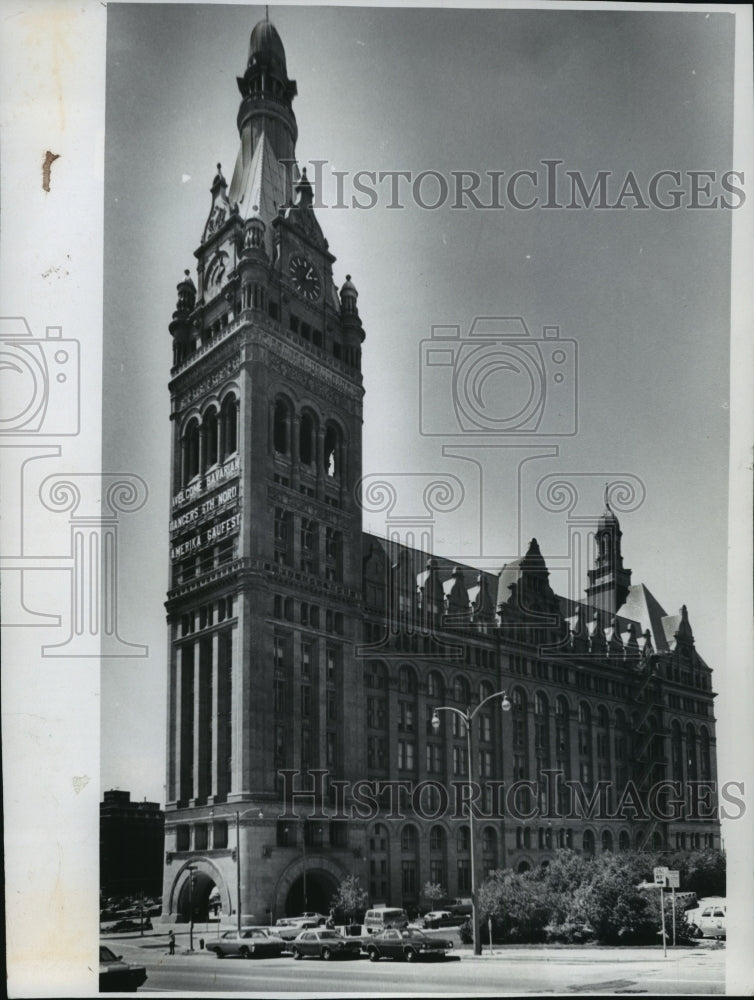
617;583;671;652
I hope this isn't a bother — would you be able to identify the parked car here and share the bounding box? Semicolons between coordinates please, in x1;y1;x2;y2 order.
204;928;286;959
275;915;325;940
99;945;148;992
364;907;409;933
290;928;363;960
364;927;454;962
687;900;726;939
101;918;153;933
423;910;459;928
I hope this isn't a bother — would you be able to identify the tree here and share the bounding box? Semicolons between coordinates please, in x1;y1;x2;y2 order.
575;854;656;945
422;881;445;912
330;875;368;926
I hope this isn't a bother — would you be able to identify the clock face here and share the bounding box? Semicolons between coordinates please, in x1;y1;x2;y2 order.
288;254;322;302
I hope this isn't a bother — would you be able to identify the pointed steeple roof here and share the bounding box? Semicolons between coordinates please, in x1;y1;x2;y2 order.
229;132;292;256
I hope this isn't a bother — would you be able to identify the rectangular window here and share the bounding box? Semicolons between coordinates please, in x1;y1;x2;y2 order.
367;736;386;769
274;678;287;714
274;508;291;565
301;684;311;718
426;743;442;773
367;696;386;729
479;749;493;778
429;860;444;885
398;740;415;771
300;519;317;574
480;714;492;743
453;745;468;775
301;643;312;677
401;861;417;896
398;701;414;733
327;690;337;721
301;727;311;767
325;528;342;582
457;860;471;894
326;732;336;766
274;724;286;766
326;646;339;683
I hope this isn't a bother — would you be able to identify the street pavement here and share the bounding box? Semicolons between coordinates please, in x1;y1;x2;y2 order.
104;927;726;994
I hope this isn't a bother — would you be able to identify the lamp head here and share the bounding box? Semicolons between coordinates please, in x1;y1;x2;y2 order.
431;710;440;731
501;693;511;712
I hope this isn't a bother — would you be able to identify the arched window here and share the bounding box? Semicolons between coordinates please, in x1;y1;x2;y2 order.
430;825;445;852
700;726;711;780
299;412;316;466
427;671;444;700
183;418;200;483
535;692;550;754
203;407;219;469
220;395;238;459
457;825;470;853
671;720;683;782
686;724;698;781
399;665;417;695
601;830;613;853
273;399;290;455
482;826;497;856
512;688;528;749
453;675;469;704
324;424;341;479
583;830;595;856
618;830;630;851
370;823;388;852
401;824;418;853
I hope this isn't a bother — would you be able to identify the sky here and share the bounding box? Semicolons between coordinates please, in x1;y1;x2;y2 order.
101;3;737;807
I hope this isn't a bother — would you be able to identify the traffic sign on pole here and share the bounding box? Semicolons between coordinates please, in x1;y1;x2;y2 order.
653;866;668;886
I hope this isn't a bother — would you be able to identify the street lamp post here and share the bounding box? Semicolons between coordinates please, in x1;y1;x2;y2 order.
186;865;197;952
235;808;264;935
432;689;511;957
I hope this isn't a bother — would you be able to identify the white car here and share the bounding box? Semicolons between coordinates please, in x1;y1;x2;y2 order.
274;913;327;940
687;899;726;939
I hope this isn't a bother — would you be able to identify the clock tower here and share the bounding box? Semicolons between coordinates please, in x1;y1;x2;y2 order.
163;16;367;924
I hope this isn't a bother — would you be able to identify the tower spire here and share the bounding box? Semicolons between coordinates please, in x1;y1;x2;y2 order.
586;492;632;615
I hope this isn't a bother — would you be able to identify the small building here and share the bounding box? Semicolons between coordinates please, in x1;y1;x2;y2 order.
100;790;164;899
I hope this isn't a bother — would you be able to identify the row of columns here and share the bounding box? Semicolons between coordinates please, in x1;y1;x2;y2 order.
169;627;235;806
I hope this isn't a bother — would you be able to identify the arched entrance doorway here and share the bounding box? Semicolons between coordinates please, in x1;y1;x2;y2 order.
170;861;233;924
284;868;339;916
273;856;348;920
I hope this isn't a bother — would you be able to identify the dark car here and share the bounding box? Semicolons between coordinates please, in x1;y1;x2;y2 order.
205;928;286;959
291;929;362;961
99;945;148;992
364;927;454;962
423;910;460;928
